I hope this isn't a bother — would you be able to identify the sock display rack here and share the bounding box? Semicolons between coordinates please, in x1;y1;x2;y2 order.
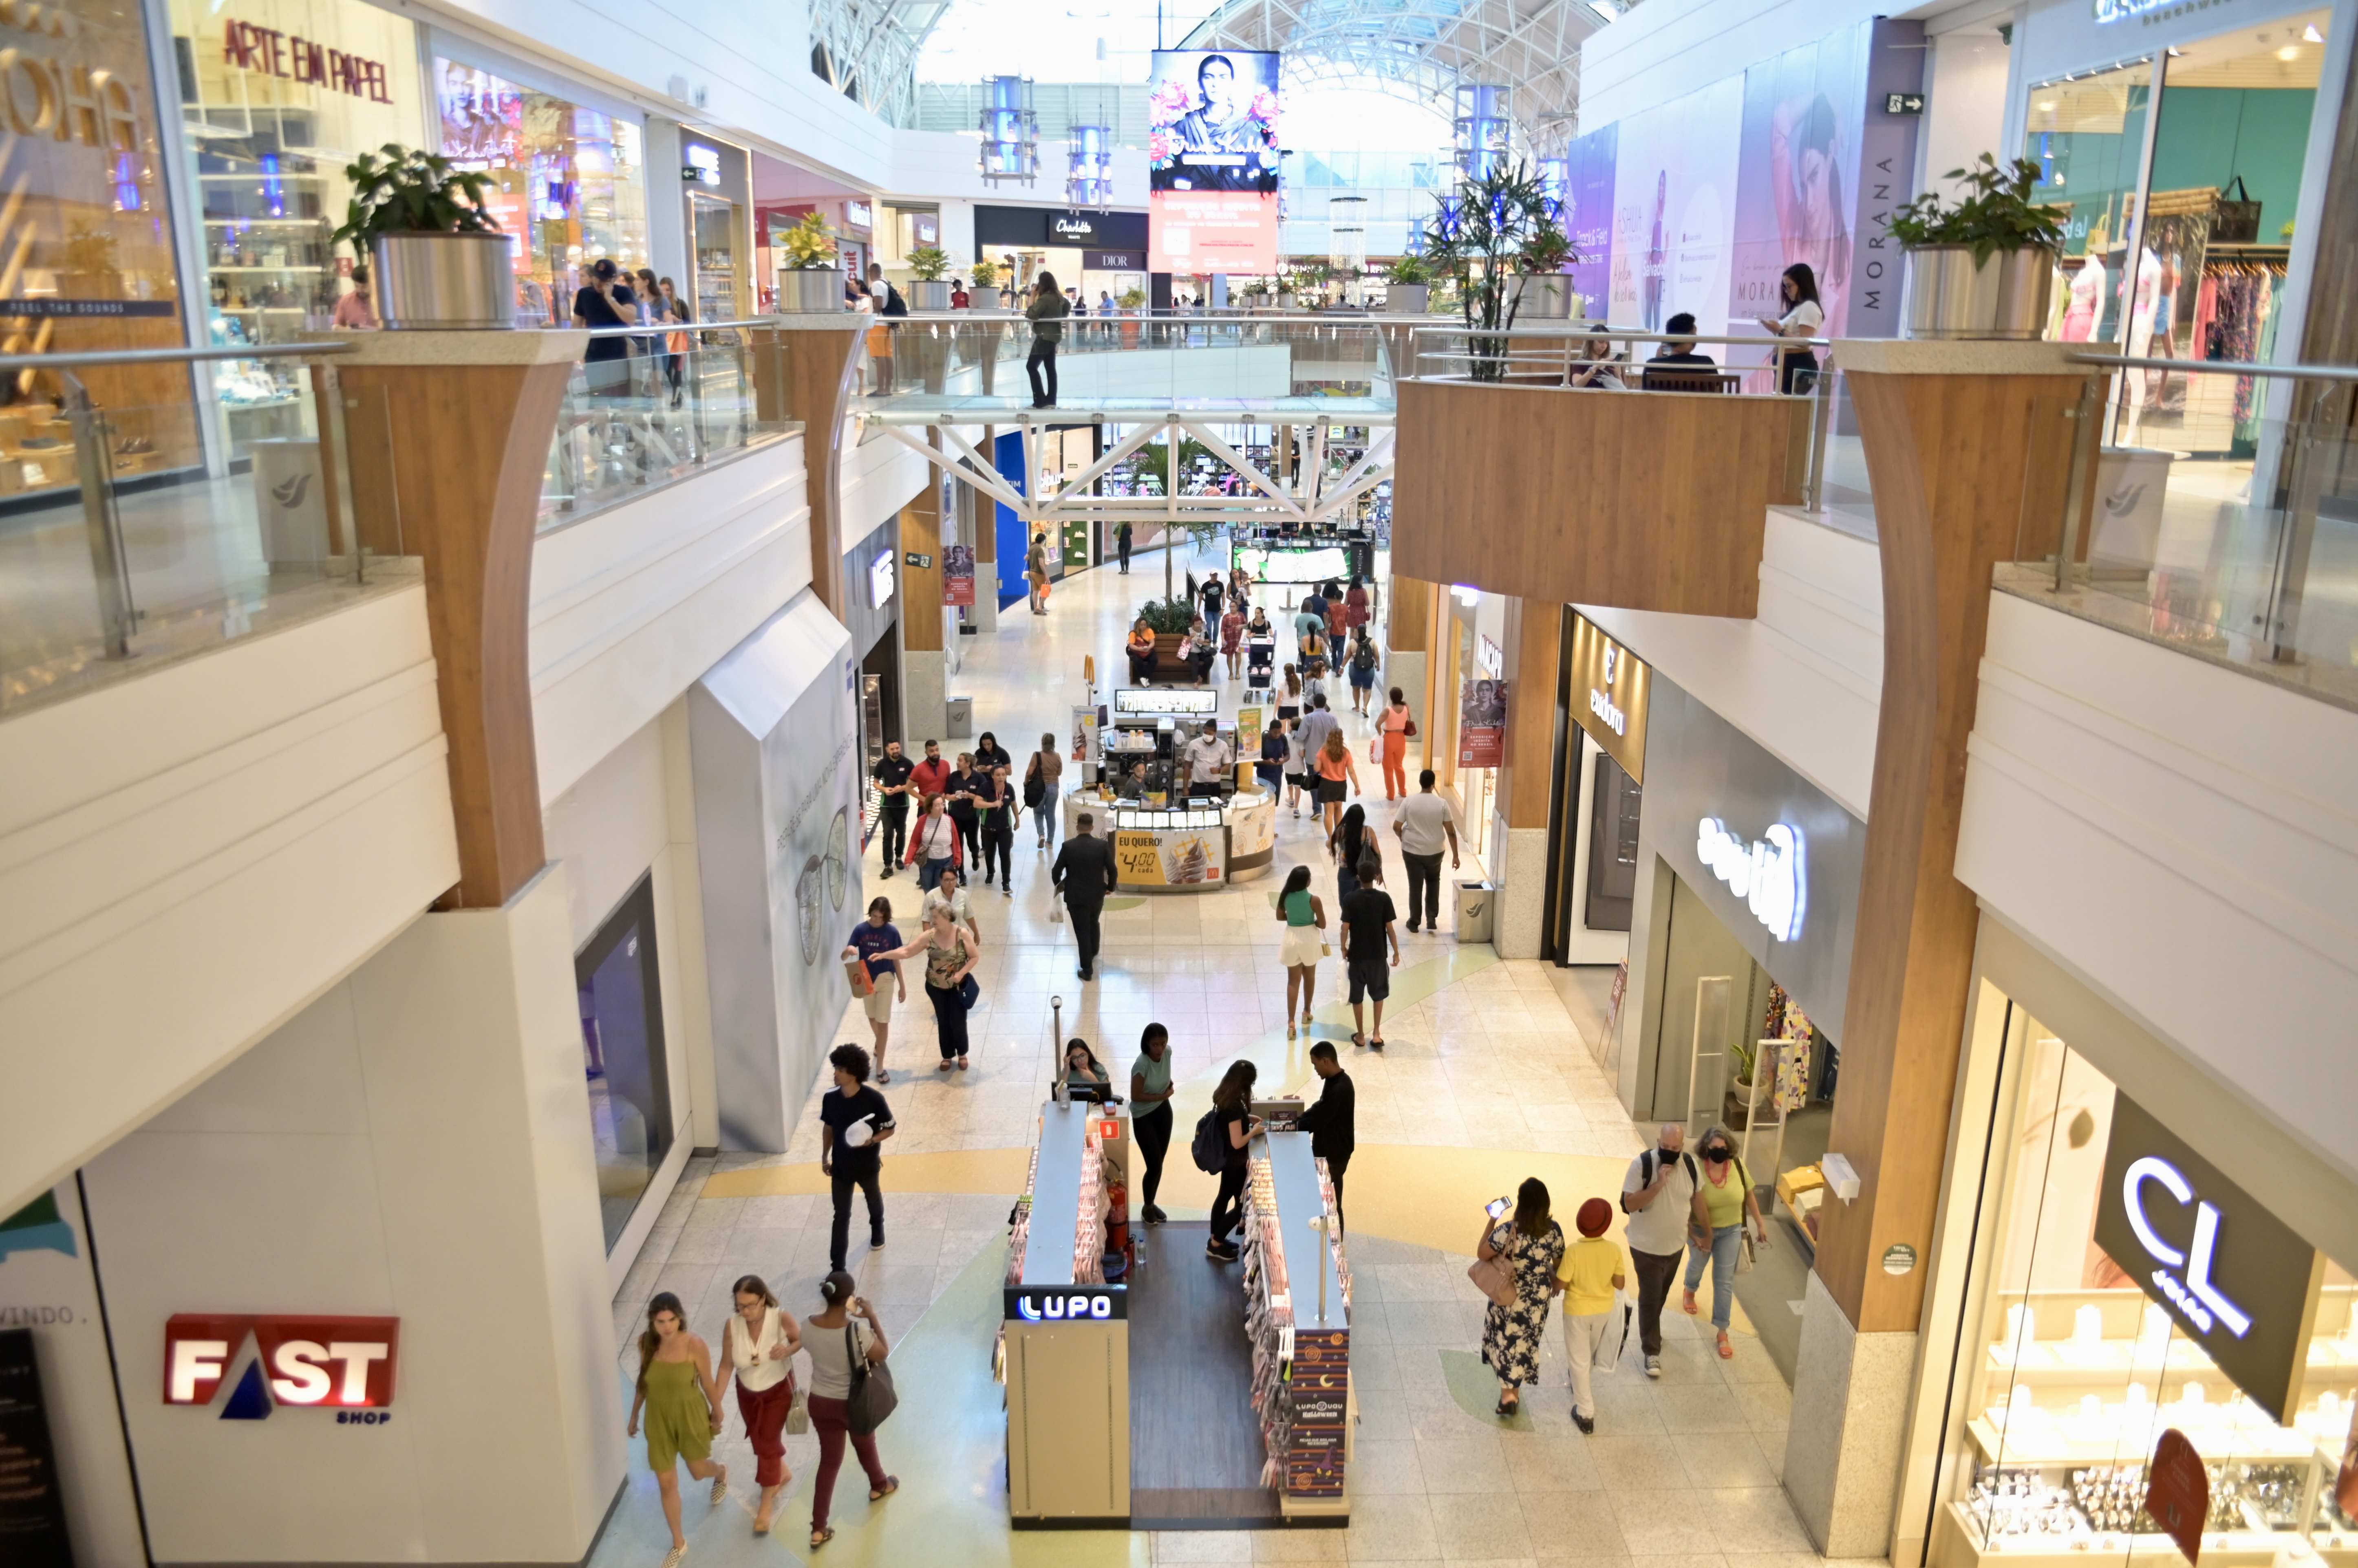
1239;1129;1353;1524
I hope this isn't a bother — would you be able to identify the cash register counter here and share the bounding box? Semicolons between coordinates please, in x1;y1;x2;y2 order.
1060;786;1277;890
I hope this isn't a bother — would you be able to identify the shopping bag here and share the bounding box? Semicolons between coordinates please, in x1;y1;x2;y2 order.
1367;736;1381;764
2213;176;2261;244
1593;1288;1633;1374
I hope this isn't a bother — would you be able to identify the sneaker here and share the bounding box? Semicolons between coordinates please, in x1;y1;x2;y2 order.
1573;1410;1595;1435
871;1232;887;1251
1142;1204;1168;1224
1206;1239;1239;1261
1644;1354;1662;1380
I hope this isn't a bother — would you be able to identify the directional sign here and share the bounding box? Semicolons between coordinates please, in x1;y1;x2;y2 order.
904;551;933;569
1884;92;1926;115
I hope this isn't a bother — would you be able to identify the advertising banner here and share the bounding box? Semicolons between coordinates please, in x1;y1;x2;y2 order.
1114;826;1227;887
1729;22;1871;345
1458;677;1508;769
1148;48;1280;273
1610;76;1745;337
1564;124;1618;318
942;543;976;608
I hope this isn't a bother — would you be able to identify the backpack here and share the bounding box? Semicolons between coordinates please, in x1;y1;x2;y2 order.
1351;640;1377;672
1190;1107;1229;1173
1622;1148;1699;1213
878;282;907;317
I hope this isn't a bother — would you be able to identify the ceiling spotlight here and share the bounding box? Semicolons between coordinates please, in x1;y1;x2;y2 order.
2305;23;2325;40
2166;46;2184;55
2278;44;2302;59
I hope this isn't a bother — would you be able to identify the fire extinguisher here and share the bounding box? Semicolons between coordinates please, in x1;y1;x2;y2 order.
1105;1178;1132;1274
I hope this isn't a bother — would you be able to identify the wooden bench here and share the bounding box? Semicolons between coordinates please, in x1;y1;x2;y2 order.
1130;633;1212;685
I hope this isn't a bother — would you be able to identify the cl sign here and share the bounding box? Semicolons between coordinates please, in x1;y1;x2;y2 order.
1695;817;1807;941
2123;1157;2252;1337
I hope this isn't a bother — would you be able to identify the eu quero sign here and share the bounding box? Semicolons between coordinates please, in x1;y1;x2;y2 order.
164;1314;399;1420
2093;1095;2324;1424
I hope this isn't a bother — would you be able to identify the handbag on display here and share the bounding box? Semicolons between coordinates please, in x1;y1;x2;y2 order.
2213;176;2262;244
843;1324;898;1435
1468;1229;1520;1308
1593;1288;1634;1373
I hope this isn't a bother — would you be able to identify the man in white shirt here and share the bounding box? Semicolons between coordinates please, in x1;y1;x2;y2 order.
920;865;982;949
1294;694;1340;775
1391;769;1462;933
1180;725;1231;798
1621;1122;1712;1379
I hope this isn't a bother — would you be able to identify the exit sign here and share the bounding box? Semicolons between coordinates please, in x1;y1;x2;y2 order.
1884;92;1925;115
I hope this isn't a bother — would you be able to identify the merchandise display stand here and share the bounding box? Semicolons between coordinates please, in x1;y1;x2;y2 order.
1002;1100;1130;1526
1241;1129;1352;1524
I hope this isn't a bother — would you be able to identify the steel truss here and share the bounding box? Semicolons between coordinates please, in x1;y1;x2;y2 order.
873;414;1394;531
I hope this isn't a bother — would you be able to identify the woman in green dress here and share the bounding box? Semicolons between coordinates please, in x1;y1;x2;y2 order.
626;1291;729;1568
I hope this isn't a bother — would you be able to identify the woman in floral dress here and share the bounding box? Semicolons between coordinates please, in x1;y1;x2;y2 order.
1477;1178;1566;1416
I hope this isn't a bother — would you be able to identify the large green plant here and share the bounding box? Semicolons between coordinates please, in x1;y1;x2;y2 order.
1421;159;1576;380
1384;252;1436;286
1888;153;2067;264
332;145;499;253
907;246;950;281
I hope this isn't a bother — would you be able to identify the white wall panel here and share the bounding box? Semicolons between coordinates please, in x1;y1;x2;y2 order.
1576;510;1884;818
839;425;932;551
1957;594;2358;1186
1578;0;1889;133
0;587;458;1217
531;438;812;804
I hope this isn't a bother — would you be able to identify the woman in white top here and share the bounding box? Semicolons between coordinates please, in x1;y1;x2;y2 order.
801;1271;896;1548
717;1274;803;1535
1756;262;1825;395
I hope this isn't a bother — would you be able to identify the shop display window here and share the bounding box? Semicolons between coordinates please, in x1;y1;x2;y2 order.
172;0;421;454
576;874;673;1250
435;59;649;327
1934;1009;2357;1568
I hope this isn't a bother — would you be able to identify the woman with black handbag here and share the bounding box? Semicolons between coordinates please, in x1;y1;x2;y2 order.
801;1272;897;1549
873;903;980;1071
1025;731;1062;851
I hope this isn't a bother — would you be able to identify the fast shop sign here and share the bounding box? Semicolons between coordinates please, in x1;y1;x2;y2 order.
164;1314;399;1414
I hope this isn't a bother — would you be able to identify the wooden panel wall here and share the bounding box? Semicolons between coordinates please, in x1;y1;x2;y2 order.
1503;595;1562;831
1818;358;2096;1334
1392;380;1809;619
900;489;944;654
1388;571;1432;654
772;326;863;614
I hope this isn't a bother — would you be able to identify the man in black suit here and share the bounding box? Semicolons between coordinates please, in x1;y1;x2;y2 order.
1051;812;1119;980
1295;1042;1356;1225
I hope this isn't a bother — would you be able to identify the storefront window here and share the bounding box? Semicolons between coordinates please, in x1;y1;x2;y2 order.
576;874;672;1250
2025;59;2154;346
173;0;421;453
435;59;648;327
1935;1010;2357;1568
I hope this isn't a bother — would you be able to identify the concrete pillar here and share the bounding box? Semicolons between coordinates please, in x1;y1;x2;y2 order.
81;869;625;1564
1782;339;2101;1556
1492;595;1562;958
900;484;948;745
1385;570;1432;739
969;431;999;634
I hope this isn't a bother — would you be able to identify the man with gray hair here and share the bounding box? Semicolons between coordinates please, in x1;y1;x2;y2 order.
1620;1120;1710;1379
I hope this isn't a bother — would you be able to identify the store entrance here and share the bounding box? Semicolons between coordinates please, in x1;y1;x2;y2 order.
1650;870;1840;1384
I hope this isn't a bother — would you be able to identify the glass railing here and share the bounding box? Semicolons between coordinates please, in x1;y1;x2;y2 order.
0;342;402;717
539;321;802;526
848;313;1394;420
2006;355;2358;707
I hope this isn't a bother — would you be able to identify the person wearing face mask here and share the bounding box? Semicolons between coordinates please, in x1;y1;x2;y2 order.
1620;1121;1710;1379
1682;1124;1769;1360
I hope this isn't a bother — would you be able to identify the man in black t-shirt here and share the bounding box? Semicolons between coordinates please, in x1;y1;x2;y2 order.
1338;858;1400;1048
871;741;915;876
572;258;638;397
819;1044;897;1271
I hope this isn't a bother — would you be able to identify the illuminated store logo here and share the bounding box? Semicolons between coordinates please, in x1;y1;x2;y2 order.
223;20;391;104
2122;1157;2253;1337
1589;645;1628;736
684;143;721;187
164;1315;399;1418
1052;214;1096;238
1695;817;1807;941
2093;0;2169;22
1014;1292;1113;1320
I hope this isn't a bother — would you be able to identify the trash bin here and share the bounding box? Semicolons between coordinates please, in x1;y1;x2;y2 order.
1455;881;1495;945
946;695;974;738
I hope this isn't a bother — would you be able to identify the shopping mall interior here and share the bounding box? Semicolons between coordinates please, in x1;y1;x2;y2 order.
3;0;2357;1564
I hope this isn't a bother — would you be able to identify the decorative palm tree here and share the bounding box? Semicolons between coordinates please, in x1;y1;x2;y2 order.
1421;160;1576;381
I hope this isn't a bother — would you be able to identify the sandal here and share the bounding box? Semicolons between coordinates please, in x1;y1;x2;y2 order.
1717;1332;1735;1360
1351;1032;1365;1048
869;1475;900;1501
1682;1288;1700;1316
1286;1021;1297;1039
809;1527;835;1549
876;1069;890;1085
957;1057;970;1070
1495;1396;1520;1418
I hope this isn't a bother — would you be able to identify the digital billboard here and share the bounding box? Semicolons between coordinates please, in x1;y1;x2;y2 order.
1148;49;1281;272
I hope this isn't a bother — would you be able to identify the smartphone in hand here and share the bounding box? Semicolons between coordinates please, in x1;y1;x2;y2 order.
1485;1196;1511;1219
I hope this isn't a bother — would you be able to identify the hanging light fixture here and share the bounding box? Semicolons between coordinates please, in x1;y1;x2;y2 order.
1067;124;1113;207
979;75;1039;186
1453;85;1513;182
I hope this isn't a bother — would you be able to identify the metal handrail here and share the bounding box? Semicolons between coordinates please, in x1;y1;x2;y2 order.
1407;325;1833;348
0;341;355;372
2068;352;2358;382
576;317;785;337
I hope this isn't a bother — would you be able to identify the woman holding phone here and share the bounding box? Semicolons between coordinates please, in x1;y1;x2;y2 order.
1474;1178;1565;1418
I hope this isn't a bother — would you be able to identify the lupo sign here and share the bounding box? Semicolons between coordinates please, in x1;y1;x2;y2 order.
2093;1094;2323;1425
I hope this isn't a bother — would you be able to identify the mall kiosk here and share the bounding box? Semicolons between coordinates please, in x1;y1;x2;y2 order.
1061;687;1277;888
1002;1097;1134;1525
1240;1124;1353;1521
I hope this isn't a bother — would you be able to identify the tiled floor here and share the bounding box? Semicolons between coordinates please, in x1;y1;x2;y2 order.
594;546;1846;1568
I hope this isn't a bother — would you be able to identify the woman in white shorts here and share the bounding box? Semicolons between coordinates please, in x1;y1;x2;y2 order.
1273;864;1328;1039
842;898;907;1083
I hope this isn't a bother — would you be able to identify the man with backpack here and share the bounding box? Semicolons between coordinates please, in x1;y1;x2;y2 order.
1619;1122;1712;1380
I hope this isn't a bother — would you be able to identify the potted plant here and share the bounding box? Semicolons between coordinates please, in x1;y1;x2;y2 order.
1385;252;1436;314
1118;286;1145;348
906;245;953;311
1890;153;2067;339
1421;160;1582;379
969;257;1001;302
775;211;844;313
1723;1037;1761;1131
333;145;510;329
1516;223;1579;319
